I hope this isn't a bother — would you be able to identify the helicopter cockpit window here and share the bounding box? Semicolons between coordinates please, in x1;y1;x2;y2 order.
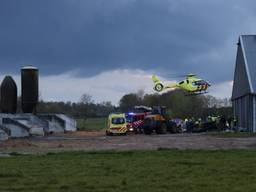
186;80;189;84
179;81;184;85
194;80;206;85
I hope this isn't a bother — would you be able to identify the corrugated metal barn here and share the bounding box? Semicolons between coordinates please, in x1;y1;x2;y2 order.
232;35;256;132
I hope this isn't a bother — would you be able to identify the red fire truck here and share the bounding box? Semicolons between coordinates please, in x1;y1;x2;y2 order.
125;106;152;133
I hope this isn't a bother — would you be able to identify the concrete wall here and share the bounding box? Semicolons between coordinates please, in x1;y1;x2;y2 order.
0;113;77;139
4;124;30;138
56;114;77;132
0;129;8;141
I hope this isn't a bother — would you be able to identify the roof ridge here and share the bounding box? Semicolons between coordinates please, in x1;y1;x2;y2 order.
240;35;254;93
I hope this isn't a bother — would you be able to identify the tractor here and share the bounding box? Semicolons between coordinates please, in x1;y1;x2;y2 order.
143;106;172;135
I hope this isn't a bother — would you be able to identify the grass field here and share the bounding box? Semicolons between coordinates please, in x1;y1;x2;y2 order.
77;117;107;131
1;150;256;192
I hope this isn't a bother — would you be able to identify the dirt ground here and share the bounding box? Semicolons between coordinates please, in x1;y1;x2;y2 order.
1;131;256;154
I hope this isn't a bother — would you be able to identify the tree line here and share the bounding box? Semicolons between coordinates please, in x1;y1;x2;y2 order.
119;90;232;119
35;90;232;119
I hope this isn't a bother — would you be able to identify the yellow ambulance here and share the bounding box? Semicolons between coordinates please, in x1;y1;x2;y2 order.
106;113;127;135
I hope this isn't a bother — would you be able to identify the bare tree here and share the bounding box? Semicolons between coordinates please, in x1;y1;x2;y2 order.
80;94;93;104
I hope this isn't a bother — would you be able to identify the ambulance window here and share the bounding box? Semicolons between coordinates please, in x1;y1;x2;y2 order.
112;118;125;124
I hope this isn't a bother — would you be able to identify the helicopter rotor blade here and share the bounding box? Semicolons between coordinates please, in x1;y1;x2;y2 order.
164;74;197;79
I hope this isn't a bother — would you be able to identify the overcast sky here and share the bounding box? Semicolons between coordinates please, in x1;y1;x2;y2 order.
0;0;255;104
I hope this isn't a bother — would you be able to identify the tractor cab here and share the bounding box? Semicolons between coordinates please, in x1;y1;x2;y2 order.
151;106;169;120
143;106;170;134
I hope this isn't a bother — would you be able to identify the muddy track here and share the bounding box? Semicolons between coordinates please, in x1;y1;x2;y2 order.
1;131;256;154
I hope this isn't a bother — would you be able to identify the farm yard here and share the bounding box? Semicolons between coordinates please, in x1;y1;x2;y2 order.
1;1;256;191
1;131;256;154
1;120;256;192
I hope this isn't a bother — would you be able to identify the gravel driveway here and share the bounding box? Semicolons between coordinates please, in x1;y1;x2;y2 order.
1;132;256;154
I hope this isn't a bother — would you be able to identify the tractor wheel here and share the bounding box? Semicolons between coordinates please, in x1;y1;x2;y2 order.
143;127;153;135
137;126;144;134
154;83;164;92
156;123;167;134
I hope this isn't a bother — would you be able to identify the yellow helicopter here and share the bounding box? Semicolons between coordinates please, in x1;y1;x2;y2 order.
152;74;211;96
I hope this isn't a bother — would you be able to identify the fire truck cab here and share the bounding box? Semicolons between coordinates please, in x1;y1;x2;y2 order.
126;112;146;133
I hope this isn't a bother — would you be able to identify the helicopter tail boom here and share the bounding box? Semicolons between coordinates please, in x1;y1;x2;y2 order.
166;83;177;89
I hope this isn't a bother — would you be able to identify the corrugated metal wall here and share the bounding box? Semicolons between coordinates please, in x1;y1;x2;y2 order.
233;94;256;132
253;96;256;132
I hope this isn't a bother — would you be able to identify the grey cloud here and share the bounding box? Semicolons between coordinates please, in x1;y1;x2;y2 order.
0;0;256;84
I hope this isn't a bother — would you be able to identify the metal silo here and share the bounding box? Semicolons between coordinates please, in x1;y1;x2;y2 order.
21;66;39;113
0;76;17;113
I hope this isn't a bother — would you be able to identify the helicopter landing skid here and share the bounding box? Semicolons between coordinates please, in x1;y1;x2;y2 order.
185;91;209;96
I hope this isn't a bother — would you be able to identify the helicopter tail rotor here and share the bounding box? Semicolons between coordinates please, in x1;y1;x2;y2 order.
152;75;178;92
152;75;161;83
152;75;165;92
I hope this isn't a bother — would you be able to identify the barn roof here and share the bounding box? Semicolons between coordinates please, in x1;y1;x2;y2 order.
232;35;256;100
